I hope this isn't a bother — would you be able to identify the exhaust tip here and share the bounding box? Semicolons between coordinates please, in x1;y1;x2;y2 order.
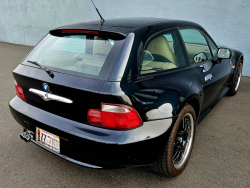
20;130;33;143
24;135;30;142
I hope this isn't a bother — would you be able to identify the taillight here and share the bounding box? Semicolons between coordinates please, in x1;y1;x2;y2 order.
14;79;26;101
88;103;142;130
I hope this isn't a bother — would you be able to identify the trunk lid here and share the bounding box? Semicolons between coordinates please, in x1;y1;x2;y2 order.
13;65;109;124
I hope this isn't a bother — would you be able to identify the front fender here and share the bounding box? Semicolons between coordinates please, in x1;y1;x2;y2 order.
231;49;244;74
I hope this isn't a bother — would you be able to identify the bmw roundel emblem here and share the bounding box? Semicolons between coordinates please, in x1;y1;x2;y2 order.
43;83;50;92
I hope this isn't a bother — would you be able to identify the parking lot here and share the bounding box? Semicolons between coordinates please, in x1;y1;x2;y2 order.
0;41;249;188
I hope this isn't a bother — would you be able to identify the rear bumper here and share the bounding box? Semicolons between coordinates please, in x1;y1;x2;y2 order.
9;96;173;168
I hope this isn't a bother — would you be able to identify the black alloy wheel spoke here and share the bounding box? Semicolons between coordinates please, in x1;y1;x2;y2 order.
173;114;192;164
235;70;240;84
177;132;183;136
177;150;183;162
173;150;179;159
174;150;183;163
235;74;239;83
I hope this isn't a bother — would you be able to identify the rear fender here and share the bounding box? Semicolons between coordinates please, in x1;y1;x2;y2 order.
177;94;201;119
142;91;201;121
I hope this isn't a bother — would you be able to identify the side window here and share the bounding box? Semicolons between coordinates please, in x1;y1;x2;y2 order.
140;29;188;75
205;34;218;57
180;28;212;65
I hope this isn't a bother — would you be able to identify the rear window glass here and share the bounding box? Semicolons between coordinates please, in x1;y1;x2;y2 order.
25;33;125;79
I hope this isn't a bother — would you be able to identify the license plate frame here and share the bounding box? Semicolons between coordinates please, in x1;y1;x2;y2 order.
36;127;60;153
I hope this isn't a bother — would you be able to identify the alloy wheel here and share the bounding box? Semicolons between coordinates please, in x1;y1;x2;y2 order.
235;63;242;91
173;113;194;170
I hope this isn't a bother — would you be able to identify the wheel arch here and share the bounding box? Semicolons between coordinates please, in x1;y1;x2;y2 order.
231;49;244;71
186;97;200;119
176;94;201;120
240;56;244;64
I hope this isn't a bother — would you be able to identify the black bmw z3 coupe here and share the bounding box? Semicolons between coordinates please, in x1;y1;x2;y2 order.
9;17;243;177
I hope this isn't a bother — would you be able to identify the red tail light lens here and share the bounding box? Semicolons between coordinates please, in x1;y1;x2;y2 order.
88;103;142;129
14;80;26;101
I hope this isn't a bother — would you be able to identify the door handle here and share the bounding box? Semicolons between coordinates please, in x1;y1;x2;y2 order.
199;65;207;72
205;74;213;82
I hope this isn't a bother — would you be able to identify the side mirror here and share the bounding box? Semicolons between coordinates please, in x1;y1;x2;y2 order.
194;52;208;64
217;48;231;59
142;50;154;65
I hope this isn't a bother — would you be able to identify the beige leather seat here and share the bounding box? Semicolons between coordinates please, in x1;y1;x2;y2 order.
146;36;176;65
140;36;177;74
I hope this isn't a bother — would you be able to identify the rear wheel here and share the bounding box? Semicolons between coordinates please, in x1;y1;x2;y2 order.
151;104;196;177
228;60;243;96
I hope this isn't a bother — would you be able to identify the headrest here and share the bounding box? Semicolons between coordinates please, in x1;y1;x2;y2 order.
146;36;176;64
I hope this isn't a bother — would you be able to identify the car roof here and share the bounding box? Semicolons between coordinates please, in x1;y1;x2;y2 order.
55;17;201;36
70;17;167;28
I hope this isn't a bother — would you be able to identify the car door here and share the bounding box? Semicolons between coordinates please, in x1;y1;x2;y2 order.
134;28;202;120
202;32;232;107
179;28;231;111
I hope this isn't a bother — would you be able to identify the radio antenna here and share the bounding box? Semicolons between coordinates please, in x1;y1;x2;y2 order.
90;0;105;26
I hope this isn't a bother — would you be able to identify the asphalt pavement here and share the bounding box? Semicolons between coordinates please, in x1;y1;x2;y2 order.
0;42;249;188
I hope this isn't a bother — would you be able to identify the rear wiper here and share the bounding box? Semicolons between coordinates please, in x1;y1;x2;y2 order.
27;60;54;78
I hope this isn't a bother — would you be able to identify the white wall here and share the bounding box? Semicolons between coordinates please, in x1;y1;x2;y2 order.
0;0;249;76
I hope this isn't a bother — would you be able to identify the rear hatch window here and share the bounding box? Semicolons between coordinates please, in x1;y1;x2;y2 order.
22;30;126;80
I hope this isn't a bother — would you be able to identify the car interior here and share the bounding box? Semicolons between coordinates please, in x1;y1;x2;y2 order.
140;32;213;75
140;33;188;75
37;36;113;76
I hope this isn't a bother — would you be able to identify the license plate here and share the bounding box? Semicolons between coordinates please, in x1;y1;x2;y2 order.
36;128;60;153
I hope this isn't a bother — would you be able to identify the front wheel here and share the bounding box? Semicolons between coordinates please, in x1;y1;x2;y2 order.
228;60;243;96
151;104;196;177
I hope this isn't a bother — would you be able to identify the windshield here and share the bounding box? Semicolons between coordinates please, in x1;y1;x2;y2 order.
24;33;126;79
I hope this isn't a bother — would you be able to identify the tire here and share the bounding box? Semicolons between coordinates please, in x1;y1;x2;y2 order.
151;104;197;177
228;59;243;96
